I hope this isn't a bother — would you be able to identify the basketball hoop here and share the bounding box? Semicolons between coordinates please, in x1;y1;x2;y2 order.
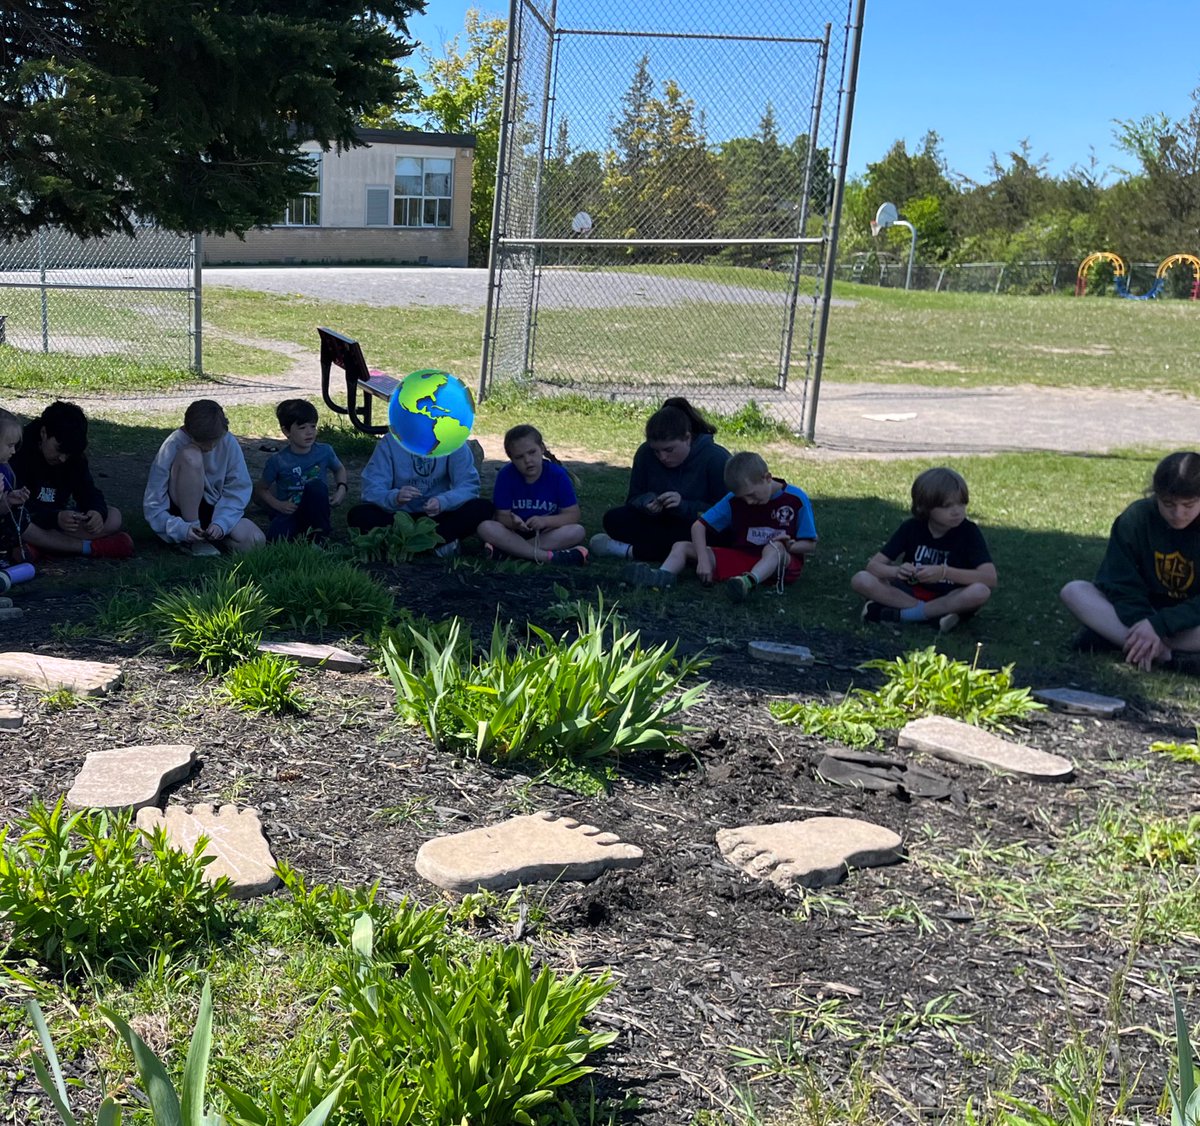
870;221;881;238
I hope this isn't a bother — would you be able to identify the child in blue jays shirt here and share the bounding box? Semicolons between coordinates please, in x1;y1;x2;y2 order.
625;450;817;601
256;399;347;543
477;424;588;565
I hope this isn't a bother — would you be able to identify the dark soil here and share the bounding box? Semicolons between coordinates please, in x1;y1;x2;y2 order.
2;555;1198;1123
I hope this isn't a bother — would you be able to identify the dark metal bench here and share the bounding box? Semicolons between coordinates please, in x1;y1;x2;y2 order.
317;326;400;436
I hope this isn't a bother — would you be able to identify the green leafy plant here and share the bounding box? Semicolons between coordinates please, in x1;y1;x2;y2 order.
0;798;231;973
147;569;275;675
1151;729;1200;764
346;512;443;564
218;653;305;715
26;981;339;1126
89;586;153;641
1109;814;1200;868
375;609;470;667
542;585;612;626
860;644;1045;731
234;540;394;633
771;644;1043;748
329;912;616;1124
40;688;88;712
380;608;708;780
1169;979;1200;1126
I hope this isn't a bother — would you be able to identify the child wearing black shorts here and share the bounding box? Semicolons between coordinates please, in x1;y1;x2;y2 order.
851;466;996;633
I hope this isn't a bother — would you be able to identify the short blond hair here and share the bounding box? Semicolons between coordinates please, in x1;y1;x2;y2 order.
724;451;770;492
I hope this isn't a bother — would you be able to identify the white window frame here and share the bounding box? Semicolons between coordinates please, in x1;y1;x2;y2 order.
393;156;453;228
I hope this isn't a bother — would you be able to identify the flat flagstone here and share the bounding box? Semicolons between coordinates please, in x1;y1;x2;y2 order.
415;810;644;893
256;640;365;672
0;703;21;729
67;745;196;811
0;607;23;621
1032;687;1125;717
716;817;903;891
0;652;122;696
137;804;278;899
898;715;1074;781
748;640;813;666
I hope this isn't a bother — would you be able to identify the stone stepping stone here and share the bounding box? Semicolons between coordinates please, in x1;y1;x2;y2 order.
0;607;23;621
0;652;122;696
67;745;196;811
0;703;21;729
1032;687;1125;717
716;817;903;892
748;640;813;666
898;715;1074;781
415;810;644;893
256;641;365;672
137;804;278;899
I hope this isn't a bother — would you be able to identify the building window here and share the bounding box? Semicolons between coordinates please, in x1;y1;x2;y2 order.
281;155;321;226
394;156;452;227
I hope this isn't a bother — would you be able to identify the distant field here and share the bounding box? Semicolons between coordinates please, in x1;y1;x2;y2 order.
0;267;1195;398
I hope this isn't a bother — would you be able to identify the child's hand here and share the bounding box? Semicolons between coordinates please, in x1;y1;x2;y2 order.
276;501;298;515
696;556;714;585
58;510;86;534
331;484;347;508
423;497;442;516
203;523;225;542
523;515;550;531
1123;619;1166;670
3;486;29;508
511;515;529;532
395;486;421;505
656;491;681;510
912;563;944;584
81;510;104;536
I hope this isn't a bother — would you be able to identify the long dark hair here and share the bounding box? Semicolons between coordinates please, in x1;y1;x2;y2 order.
645;397;717;442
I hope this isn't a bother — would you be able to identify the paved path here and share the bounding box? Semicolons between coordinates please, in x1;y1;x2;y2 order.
42;267;1187;458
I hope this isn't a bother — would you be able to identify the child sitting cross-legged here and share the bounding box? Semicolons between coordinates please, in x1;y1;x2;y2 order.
850;466;996;634
476;425;588;565
624;451;817;601
143;399;266;556
12;401;133;560
255;399;347;543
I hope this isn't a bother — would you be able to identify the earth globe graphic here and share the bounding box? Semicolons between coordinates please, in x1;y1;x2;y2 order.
387;369;475;457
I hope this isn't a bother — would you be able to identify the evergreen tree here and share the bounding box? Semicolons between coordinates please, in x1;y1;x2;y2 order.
0;0;422;238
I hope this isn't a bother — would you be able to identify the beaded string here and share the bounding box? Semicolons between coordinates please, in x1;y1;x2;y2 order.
532;528;542;564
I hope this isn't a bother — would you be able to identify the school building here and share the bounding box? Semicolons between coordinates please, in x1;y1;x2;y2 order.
202;128;476;268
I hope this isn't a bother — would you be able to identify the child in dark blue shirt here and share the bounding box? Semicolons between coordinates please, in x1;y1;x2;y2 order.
477;425;587;565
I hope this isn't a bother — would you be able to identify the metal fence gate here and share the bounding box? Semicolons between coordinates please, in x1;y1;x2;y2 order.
480;0;863;437
0;226;200;374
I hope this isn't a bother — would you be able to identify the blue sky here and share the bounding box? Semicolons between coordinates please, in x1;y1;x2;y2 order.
407;1;1200;184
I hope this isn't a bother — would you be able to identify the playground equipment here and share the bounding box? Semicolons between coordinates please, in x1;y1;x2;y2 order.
1075;252;1200;299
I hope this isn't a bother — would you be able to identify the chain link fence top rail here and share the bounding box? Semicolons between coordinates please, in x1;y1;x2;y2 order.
483;0;858;430
0;226;197;371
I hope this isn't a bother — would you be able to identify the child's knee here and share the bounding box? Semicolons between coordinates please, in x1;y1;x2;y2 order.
174;444;205;473
962;582;992;609
230;520;265;551
849;570;873;595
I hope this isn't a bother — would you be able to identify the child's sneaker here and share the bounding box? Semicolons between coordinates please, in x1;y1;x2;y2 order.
550;546;588;566
623;562;676;588
861;600;900;624
937;612;961;634
725;574;755;602
589;533;631;559
484;543;511;563
186;540;221;558
89;532;135;559
434;539;460;559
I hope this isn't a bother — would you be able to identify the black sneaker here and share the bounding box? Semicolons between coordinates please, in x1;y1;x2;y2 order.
861;600;900;624
623;561;675;588
550;546;589;566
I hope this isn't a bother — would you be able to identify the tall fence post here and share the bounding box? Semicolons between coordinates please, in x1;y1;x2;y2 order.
191;233;203;374
38;228;49;353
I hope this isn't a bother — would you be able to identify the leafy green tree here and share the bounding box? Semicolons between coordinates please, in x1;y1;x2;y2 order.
417;9;506;265
0;0;423;239
862;131;957;261
601;68;721;257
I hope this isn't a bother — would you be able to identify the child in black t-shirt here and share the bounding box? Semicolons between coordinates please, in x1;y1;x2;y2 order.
850;466;996;633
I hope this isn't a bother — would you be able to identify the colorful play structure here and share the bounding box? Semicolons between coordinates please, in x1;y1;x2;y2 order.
1075;251;1200;299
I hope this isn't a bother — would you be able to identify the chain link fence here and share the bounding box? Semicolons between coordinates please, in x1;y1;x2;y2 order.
0;226;200;372
481;0;860;435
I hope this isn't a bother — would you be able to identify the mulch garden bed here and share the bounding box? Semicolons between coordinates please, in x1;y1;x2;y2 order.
2;555;1198;1123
